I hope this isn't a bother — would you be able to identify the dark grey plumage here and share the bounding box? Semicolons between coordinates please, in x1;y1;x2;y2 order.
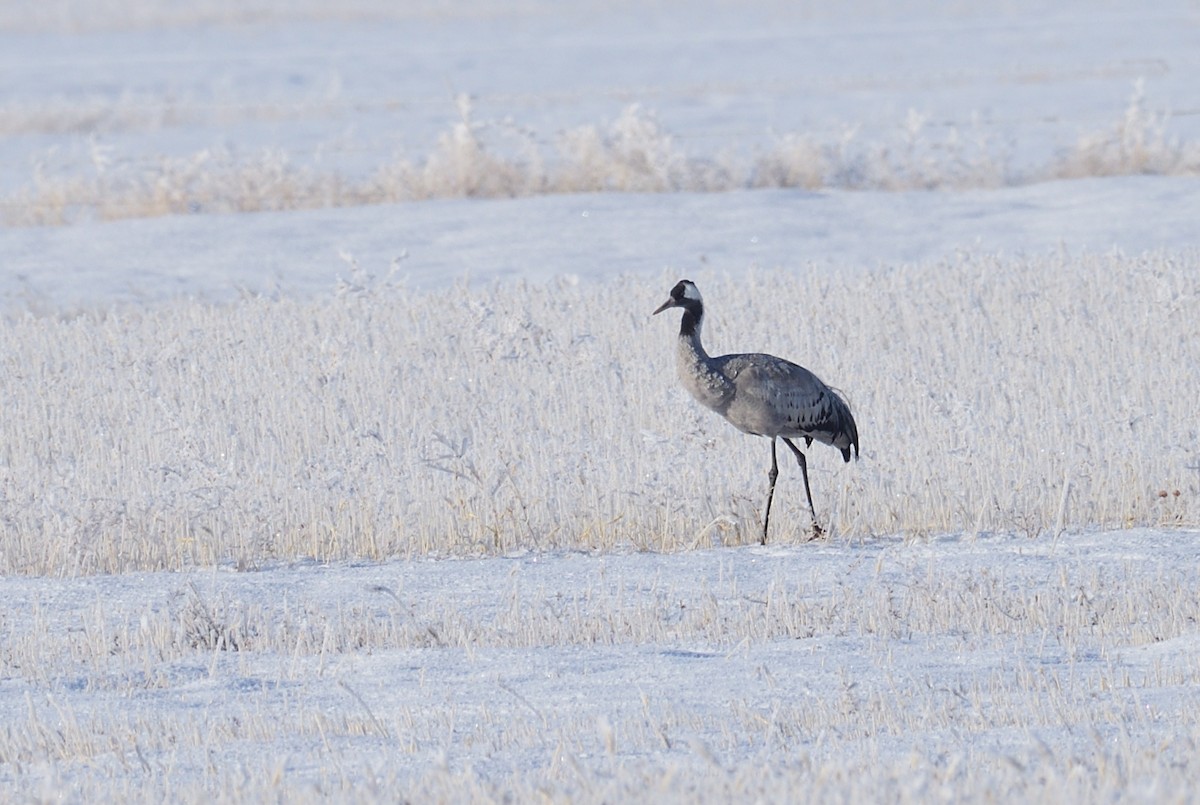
654;279;859;541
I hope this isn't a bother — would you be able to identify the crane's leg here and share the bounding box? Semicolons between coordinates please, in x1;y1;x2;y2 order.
783;438;823;538
762;438;780;544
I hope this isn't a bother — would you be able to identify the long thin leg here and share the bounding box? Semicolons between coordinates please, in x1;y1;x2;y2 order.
762;438;780;544
783;438;823;537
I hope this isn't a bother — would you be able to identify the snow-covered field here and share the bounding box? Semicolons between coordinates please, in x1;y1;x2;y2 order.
2;0;1200;801
4;532;1200;801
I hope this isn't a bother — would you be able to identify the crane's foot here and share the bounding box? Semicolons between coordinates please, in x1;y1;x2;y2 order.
806;522;825;541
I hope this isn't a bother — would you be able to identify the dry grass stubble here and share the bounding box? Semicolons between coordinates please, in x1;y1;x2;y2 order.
1;251;1198;574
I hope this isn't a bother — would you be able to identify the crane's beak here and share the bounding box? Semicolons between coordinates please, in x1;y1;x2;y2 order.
652;298;677;315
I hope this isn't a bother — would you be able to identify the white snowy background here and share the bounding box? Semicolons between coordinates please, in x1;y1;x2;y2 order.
1;0;1199;800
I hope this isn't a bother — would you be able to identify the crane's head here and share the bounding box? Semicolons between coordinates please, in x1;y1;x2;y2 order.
653;279;703;316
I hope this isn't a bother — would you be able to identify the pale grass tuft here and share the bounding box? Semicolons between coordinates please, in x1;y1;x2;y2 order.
1052;79;1200;180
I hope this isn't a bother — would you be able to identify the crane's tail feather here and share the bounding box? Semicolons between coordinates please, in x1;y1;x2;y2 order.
831;390;859;463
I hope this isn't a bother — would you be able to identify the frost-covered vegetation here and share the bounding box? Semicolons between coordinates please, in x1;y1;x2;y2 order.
5;0;1200;226
7;87;1200;226
4;0;1200;800
3;253;1197;574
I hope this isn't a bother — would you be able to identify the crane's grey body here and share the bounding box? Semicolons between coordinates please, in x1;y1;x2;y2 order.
654;279;859;541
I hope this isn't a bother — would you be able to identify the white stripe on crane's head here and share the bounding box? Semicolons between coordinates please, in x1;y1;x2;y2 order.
676;279;702;303
654;279;704;316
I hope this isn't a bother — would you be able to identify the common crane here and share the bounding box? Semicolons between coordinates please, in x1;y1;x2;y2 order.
653;279;859;542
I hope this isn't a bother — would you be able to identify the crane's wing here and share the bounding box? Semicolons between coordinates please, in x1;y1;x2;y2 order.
720;353;859;461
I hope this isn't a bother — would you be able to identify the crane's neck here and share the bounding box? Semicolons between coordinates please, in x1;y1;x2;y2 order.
676;301;713;370
678;305;704;351
675;303;733;411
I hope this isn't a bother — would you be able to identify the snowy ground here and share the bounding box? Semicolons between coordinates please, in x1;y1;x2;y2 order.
3;176;1200;310
3;531;1199;801
3;0;1200;801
